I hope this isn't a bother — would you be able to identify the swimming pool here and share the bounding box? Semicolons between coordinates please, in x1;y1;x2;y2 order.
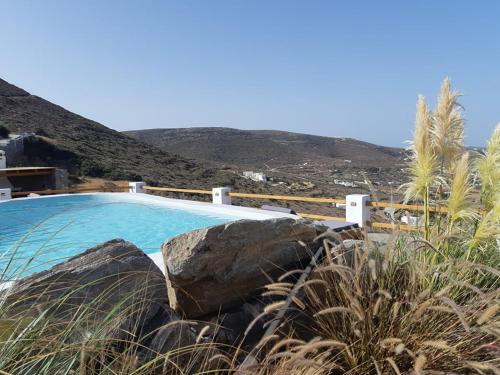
0;193;292;277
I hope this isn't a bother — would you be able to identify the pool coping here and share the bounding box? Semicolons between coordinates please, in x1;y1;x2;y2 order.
1;192;300;277
0;192;298;219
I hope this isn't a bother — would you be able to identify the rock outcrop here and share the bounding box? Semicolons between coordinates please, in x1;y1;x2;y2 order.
4;239;181;343
162;218;325;318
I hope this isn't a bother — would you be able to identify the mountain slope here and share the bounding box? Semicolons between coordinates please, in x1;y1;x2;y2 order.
124;127;408;204
0;79;236;187
125;127;303;166
124;127;405;169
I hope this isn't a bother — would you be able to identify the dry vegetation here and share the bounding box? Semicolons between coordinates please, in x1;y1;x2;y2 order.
243;237;499;374
0;79;498;374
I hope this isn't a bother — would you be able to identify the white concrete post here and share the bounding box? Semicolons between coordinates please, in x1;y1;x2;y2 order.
0;188;12;201
212;187;231;205
346;194;370;227
0;151;6;169
129;181;145;193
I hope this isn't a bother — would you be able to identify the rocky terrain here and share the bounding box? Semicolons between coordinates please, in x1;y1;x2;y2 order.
125;127;409;204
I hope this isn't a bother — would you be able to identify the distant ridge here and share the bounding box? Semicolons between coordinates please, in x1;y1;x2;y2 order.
124;127;405;169
0;79;237;187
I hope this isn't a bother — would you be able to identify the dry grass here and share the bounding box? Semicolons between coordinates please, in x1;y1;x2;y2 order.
446;152;478;231
477;124;500;211
431;77;465;173
402;95;437;239
471;201;500;245
242;238;499;375
403;95;437;204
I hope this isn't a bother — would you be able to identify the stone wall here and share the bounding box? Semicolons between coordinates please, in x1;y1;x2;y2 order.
54;168;69;189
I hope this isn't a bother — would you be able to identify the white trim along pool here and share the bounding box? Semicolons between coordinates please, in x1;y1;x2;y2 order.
0;192;298;278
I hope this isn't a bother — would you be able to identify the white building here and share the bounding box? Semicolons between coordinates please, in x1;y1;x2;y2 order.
333;179;358;188
242;171;268;183
401;215;421;226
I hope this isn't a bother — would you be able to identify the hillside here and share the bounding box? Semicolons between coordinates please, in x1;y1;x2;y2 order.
125;127;408;201
124;127;404;168
0;79;239;188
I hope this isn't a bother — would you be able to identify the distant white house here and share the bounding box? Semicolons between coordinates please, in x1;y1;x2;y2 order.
333;179;358;188
401;215;421;226
242;171;268;183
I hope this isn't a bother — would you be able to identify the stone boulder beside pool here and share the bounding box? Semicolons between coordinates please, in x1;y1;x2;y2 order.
3;239;196;353
161;217;326;318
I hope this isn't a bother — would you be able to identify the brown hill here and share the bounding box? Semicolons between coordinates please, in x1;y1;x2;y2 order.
124;127;404;168
124;127;408;194
0;79;239;188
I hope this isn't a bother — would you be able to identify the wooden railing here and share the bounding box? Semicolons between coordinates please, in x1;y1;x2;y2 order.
367;201;448;213
143;186;448;231
369;222;422;231
143;186;345;203
295;213;345;221
228;192;345;204
142;186;212;195
10;184;449;232
143;186;346;221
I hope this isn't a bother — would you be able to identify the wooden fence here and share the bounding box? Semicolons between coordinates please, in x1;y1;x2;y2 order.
6;184;450;232
142;185;449;231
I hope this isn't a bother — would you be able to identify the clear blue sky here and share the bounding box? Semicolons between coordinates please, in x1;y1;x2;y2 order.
1;1;498;147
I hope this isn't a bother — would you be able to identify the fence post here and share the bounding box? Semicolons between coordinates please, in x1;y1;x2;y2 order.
212;187;231;205
129;182;145;193
346;194;370;227
0;188;12;201
0;150;6;169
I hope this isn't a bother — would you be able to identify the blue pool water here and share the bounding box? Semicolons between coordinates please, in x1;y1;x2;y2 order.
0;194;238;277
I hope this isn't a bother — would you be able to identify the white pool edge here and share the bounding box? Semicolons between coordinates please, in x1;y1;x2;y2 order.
1;192;298;219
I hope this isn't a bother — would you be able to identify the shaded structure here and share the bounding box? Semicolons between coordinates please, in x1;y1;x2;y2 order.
0;167;68;193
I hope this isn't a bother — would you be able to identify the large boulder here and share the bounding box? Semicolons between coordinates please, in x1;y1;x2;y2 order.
3;239;181;343
162;218;325;318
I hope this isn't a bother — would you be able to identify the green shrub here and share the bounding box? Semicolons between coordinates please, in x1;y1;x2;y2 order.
79;159;106;177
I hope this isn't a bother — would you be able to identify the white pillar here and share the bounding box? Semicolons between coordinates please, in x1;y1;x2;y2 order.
346;194;370;227
0;188;12;201
212;187;231;205
129;181;145;193
0;151;6;169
